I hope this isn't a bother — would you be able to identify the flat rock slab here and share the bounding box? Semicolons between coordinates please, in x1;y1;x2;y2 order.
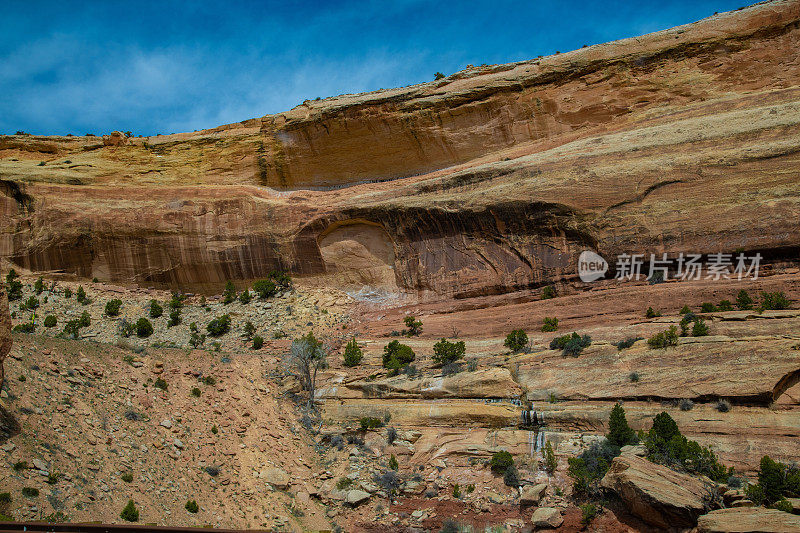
697;507;800;532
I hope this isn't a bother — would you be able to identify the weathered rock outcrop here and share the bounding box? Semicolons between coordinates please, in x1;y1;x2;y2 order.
0;284;9;386
600;454;717;528
697;507;800;533
0;2;799;297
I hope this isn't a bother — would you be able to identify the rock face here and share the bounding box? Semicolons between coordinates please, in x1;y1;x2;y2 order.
1;2;800;296
0;285;9;386
600;454;716;528
697;508;800;533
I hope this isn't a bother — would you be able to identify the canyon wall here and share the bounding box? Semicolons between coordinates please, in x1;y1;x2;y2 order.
0;284;9;386
1;1;799;297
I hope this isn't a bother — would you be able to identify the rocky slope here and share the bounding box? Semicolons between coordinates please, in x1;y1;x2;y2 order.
1;1;800;298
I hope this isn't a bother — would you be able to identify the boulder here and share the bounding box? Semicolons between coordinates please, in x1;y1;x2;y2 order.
601;454;716;528
531;507;563;529
520;483;547;506
261;467;290;489
345;489;371;506
697;507;800;532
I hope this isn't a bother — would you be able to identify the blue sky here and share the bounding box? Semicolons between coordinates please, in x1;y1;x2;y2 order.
1;0;748;136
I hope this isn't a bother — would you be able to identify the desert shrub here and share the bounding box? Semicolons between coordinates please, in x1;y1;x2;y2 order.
504;329;528;353
679;398;694;411
149;300;163;318
541;317;559;332
135;318;153;338
252;279;277;299
691;319;709;337
77;310;91;328
607;403;636;446
62;319;82;339
563;333;591;357
268;270;292;290
252;335;264;350
13;461;27;471
434;72;445;80
643;412;731;482
21;487;39;498
541;285;556;299
761;291;790;310
382;340;415;371
243;321;255;340
0;492;10;503
386;427;397;444
404;316;422;336
360;417;383;430
222;281;237;304
154;377;168;391
373;470;402;495
168;309;181;327
20;295;39;311
343;337;363;367
104;299;122;316
745;455;800;505
645;307;661;318
718;300;734;312
336;477;353;490
76;286;89;305
679;312;698;336
452;484;461;498
185;500;199;513
504;464;520;487
63;287;72;299
736;289;754;310
568;441;620;496
773;499;793;513
189;329;206;348
168;291;184;310
700;302;717;313
238;290;252;304
121;473;133;483
581;503;599;526
201;376;216;386
206;314;231;337
614;337;642;350
191;387;201;397
647;326;678;348
550;333;572;350
211;426;218;435
205;465;220;477
441;362;462;376
716;399;731;412
629;371;640;382
432;338;466;366
388;455;399;471
44;315;57;328
120;500;139;522
13;322;35;333
680;304;691;314
33;277;44;294
544;441;557;474
490;450;514;474
5;270;23;301
46;472;61;484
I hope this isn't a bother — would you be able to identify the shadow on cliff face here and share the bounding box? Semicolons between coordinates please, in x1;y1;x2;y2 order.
303;200;598;299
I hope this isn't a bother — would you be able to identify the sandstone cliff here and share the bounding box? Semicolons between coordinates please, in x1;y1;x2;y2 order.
0;282;9;386
1;1;800;298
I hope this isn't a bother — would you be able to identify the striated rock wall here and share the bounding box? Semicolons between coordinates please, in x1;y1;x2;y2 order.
0;284;9;386
1;2;799;297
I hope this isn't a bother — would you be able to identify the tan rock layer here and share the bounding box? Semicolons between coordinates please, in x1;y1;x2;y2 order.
1;2;799;295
